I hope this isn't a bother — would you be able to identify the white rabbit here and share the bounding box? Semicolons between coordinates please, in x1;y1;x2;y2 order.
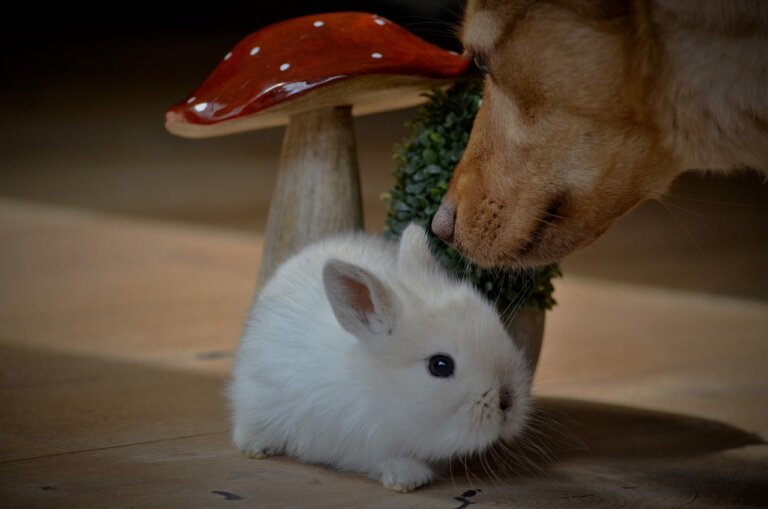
229;223;532;492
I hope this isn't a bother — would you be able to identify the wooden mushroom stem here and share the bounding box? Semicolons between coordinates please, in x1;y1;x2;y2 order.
257;105;363;288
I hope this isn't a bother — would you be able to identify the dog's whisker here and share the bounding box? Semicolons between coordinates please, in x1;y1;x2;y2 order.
658;198;715;220
663;192;758;208
658;200;707;260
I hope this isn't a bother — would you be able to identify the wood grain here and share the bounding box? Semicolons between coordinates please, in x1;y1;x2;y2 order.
257;106;363;288
1;200;766;508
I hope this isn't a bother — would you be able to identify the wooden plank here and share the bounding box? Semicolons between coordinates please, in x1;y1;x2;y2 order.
0;344;228;462
1;199;767;507
1;407;764;508
0;200;257;372
539;277;768;387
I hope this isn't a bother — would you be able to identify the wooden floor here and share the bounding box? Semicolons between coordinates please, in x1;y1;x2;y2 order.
1;198;767;508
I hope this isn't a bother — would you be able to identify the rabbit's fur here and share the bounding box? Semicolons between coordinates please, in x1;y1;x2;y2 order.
229;224;532;492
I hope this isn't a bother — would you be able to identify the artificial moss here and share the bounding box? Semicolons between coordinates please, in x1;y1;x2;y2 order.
383;79;560;312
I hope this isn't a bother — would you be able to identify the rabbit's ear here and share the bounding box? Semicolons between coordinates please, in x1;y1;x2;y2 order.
398;223;439;274
323;260;400;341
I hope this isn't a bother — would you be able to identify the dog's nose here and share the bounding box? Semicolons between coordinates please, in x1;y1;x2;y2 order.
432;197;456;244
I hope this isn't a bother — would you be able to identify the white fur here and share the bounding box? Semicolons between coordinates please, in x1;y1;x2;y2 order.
229;224;532;492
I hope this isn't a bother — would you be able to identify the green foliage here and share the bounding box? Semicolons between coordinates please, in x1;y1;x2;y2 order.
383;79;561;312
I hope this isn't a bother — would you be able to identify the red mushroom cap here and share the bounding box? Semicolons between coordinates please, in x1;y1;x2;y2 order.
166;12;471;138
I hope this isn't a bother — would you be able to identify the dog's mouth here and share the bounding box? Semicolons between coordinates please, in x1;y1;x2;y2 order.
451;192;594;269
517;195;567;256
511;193;572;265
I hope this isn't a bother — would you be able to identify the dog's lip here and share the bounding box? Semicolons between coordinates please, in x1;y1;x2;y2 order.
449;229;464;253
512;240;555;268
516;222;546;259
449;192;580;268
515;228;598;268
451;214;551;268
514;194;568;260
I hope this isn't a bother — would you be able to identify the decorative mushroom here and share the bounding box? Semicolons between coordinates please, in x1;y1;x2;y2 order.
166;12;471;286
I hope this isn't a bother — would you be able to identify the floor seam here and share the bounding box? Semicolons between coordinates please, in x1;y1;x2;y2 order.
0;430;229;464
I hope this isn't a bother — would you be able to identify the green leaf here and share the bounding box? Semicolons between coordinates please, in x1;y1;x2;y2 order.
405;182;428;194
393;201;411;212
422;149;438;165
429;132;444;145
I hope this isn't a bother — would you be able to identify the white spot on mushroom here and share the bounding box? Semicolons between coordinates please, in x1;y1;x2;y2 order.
371;52;383;59
187;96;196;104
193;102;208;112
280;63;291;71
250;46;261;56
313;20;324;27
374;19;385;26
449;51;459;55
224;52;232;60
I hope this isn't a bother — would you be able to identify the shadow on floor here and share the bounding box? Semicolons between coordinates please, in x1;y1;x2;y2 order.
452;398;766;507
534;397;764;458
2;344;765;507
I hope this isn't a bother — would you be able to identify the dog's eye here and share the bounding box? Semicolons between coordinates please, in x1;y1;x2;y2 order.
427;354;455;378
473;54;490;75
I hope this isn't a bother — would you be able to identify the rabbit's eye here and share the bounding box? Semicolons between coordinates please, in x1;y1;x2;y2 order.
427;354;455;378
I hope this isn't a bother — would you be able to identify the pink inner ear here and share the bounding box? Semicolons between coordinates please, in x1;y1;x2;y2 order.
340;274;374;314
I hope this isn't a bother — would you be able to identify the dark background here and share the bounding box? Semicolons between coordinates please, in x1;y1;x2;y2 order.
1;0;766;299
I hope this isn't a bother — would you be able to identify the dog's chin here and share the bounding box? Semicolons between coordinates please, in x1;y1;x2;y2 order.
455;225;593;269
509;244;568;269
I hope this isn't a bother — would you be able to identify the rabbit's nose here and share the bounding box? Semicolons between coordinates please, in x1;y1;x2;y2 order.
432;194;456;244
499;387;511;412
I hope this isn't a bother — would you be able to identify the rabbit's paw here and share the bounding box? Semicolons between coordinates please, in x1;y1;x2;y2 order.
240;448;273;460
379;458;434;493
233;424;280;459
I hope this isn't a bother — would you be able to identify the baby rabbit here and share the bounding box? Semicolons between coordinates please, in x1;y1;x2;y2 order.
229;224;532;492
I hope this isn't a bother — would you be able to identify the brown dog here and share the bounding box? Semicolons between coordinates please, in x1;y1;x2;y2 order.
432;0;768;268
